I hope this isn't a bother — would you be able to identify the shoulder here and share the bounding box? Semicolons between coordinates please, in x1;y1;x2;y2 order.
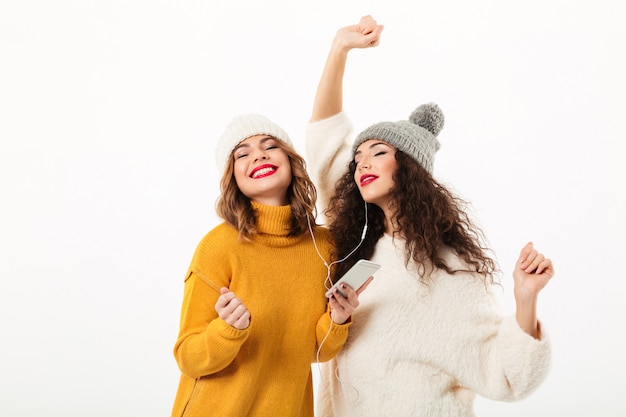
434;246;497;293
193;223;239;259
438;246;469;271
306;111;353;136
204;222;238;240
305;112;354;157
312;224;331;239
186;223;240;284
311;224;332;250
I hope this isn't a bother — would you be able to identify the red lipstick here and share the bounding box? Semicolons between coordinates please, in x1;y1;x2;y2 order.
359;174;378;186
250;164;278;178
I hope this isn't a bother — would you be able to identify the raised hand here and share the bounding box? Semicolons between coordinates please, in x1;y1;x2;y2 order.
513;242;555;299
512;242;555;338
333;15;384;51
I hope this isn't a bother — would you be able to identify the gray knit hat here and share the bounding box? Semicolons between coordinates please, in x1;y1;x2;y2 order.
352;103;444;174
215;113;293;172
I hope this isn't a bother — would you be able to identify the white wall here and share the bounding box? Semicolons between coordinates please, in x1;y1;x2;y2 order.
1;1;624;415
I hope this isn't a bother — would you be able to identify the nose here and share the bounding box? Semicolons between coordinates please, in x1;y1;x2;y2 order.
357;157;370;171
253;149;269;162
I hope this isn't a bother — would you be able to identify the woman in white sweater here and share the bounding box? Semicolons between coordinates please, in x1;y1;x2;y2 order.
306;16;555;417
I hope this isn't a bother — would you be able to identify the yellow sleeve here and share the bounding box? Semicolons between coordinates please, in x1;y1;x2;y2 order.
173;272;250;378
314;306;351;362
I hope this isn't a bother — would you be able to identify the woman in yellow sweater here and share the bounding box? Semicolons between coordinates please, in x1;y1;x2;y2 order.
171;114;363;417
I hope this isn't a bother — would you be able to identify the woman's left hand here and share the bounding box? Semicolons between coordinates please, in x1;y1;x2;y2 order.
513;242;555;299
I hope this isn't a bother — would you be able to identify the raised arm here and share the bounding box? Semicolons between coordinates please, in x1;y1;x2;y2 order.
311;15;384;122
306;17;383;211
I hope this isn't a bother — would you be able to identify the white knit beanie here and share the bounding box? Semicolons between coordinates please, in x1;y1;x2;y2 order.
352;103;444;174
215;114;293;172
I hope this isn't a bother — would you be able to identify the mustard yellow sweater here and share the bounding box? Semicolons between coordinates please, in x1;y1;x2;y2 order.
172;202;349;417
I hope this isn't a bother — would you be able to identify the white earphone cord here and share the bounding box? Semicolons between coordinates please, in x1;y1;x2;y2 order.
308;202;368;291
308;202;368;385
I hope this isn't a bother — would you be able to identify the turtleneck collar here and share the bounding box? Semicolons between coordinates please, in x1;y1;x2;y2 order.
251;201;303;247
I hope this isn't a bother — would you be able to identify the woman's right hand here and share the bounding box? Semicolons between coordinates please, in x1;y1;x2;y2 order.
333;15;384;52
215;287;251;330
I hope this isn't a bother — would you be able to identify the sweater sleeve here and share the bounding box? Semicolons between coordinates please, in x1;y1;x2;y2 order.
488;315;551;400
173;272;250;379
314;307;351;362
305;112;354;212
435;272;552;401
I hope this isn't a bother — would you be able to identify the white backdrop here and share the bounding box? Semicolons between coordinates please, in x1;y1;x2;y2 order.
1;1;625;416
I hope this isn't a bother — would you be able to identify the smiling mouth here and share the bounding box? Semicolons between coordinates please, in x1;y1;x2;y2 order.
360;174;378;186
250;165;277;178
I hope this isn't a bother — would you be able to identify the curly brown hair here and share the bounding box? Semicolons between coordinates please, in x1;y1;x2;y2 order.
325;150;498;284
216;139;318;241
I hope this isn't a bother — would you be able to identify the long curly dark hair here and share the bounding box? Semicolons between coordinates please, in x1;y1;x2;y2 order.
216;139;317;241
326;150;498;284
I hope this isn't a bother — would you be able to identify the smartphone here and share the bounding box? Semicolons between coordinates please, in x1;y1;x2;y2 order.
325;259;380;298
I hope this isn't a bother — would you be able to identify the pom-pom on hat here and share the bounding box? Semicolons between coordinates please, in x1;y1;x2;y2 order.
352;103;445;174
215;114;293;172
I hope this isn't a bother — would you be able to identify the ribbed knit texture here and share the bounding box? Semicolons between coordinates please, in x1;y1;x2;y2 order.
353;103;444;174
172;202;349;417
215;113;293;173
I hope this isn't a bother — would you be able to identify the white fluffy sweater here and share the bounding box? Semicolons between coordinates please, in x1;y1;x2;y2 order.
306;112;551;417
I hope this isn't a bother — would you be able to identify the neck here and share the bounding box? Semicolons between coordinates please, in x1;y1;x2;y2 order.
252;195;288;206
382;205;399;236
